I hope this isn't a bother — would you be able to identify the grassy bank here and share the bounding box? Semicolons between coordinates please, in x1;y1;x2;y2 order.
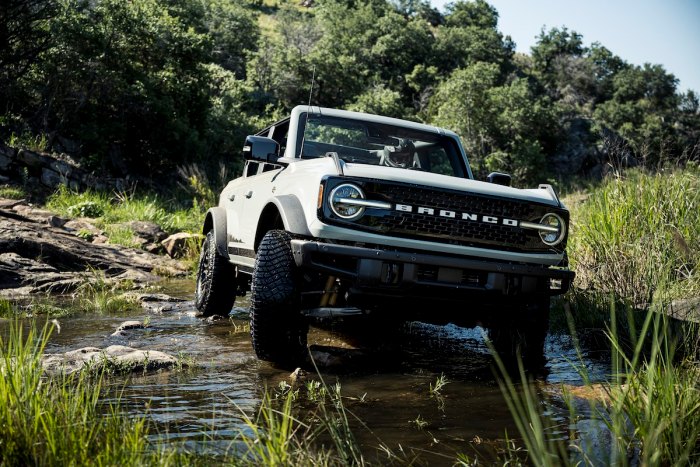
494;305;700;466
45;185;202;242
494;167;700;465
566;166;699;308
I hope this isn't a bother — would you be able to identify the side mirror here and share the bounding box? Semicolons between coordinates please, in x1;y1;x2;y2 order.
487;172;512;187
242;136;280;163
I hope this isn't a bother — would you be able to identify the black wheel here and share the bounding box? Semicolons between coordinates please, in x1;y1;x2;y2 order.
485;297;550;369
195;230;236;317
250;230;308;364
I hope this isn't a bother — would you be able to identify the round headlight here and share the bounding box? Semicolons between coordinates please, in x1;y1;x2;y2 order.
329;183;365;219
539;213;566;246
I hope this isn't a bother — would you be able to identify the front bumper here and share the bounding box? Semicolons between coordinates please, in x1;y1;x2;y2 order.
291;240;574;297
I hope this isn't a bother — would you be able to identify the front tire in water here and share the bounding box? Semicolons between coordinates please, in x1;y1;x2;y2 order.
250;230;308;364
486;298;550;369
195;230;236;317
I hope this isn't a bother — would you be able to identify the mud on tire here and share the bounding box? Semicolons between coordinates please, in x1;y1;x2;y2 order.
250;230;308;364
195;230;237;317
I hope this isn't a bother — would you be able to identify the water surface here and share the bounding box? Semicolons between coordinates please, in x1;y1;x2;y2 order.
33;281;610;463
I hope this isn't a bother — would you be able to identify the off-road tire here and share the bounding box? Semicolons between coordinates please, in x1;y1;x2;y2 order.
250;230;308;364
195;230;236;317
486;298;550;369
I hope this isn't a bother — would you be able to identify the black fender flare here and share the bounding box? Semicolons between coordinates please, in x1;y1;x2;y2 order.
203;207;228;258
255;195;311;249
270;195;312;237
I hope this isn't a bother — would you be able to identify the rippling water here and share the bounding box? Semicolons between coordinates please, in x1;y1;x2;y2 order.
31;280;611;462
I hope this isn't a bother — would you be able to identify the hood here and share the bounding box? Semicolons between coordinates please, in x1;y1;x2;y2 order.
339;162;561;207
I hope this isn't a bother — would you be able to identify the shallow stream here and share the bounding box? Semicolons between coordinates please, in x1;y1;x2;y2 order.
31;280;611;463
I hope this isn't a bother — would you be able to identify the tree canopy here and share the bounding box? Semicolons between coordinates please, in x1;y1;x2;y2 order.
1;0;697;184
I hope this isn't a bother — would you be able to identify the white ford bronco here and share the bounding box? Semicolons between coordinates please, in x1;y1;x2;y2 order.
195;106;574;364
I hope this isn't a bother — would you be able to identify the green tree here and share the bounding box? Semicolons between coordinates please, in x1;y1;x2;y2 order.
430;61;500;172
18;0;214;174
531;27;586;77
347;84;406;118
586;43;627;102
444;0;498;29
246;4;320;109
308;0;385;106
391;0;443;25
675;90;700;160
433;0;514;75
0;0;59;132
203;63;257;168
429;62;556;184
484;78;554;182
203;0;259;78
593;63;680;165
1;0;263;175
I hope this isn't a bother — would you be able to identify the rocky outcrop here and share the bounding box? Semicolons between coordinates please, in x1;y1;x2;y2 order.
0;143;130;192
0;199;188;297
161;232;202;258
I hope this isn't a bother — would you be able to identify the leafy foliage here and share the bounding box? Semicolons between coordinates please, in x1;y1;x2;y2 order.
0;0;698;185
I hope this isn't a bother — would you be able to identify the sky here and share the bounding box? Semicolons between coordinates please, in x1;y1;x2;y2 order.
429;0;700;93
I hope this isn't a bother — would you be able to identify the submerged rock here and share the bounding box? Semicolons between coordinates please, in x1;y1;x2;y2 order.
124;292;193;314
127;292;187;303
42;345;182;375
667;298;700;323
111;320;147;336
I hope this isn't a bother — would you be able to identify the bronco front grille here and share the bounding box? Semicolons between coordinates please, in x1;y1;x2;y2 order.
320;178;568;253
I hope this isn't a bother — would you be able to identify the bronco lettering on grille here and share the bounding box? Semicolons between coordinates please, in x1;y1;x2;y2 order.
395;204;520;227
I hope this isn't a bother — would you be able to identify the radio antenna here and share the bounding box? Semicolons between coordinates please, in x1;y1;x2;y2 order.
299;65;317;158
308;65;316;107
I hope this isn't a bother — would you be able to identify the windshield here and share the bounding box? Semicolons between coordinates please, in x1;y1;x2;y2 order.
297;114;468;178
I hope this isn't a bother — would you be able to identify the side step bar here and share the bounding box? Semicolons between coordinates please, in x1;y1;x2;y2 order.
301;307;364;318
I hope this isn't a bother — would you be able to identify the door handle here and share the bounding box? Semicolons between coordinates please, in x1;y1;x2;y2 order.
245;191;253;199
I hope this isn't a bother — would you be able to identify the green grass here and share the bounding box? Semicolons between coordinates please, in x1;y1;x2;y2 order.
0;317;371;465
604;307;700;466
0;297;74;319
46;185;202;234
7;130;49;152
492;304;700;466
0;320;183;465
0;298;17;318
234;377;367;466
565;167;700;308
429;372;450;396
72;268;139;314
0;184;27;200
491;167;700;465
45;184;205;252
